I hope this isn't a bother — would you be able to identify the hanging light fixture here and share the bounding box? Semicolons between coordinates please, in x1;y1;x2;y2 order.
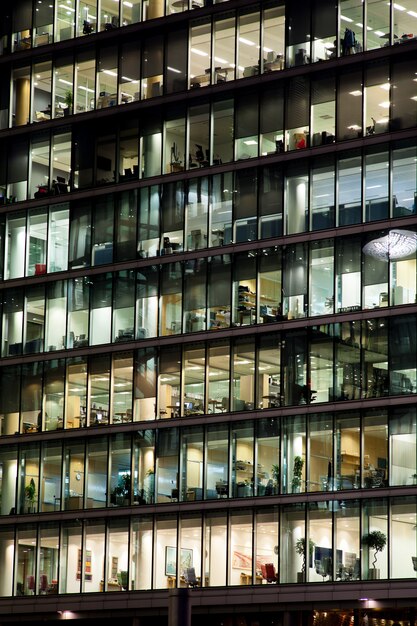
363;229;417;261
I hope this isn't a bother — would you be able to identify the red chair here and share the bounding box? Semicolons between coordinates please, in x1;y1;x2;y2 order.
35;263;47;275
262;563;278;583
39;574;48;593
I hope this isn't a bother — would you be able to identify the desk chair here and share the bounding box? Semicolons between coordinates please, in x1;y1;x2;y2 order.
215;482;228;498
315;557;331;581
412;556;417;572
83;20;93;34
184;567;198;588
261;563;278;583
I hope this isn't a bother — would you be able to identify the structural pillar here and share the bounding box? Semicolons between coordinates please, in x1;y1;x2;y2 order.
168;588;191;626
148;0;164;19
15;78;30;126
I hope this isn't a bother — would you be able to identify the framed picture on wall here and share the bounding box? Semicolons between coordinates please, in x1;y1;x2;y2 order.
111;556;118;579
76;548;92;581
232;546;252;570
165;547;193;576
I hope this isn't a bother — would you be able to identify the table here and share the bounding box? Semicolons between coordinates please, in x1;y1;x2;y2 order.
114;412;130;423
167;405;179;418
215;66;234;83
208;399;223;413
262;395;280;408
264;56;284;72
171;0;188;9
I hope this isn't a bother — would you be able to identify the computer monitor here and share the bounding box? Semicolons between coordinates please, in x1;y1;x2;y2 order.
184;402;193;410
195;144;204;161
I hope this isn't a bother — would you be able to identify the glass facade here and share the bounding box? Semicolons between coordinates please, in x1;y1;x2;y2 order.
0;1;417;625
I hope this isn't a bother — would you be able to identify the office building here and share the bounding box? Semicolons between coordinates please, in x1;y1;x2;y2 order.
0;0;416;625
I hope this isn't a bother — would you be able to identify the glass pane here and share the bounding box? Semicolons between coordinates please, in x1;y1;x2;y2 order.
86;438;108;507
335;500;360;580
40;443;62;512
363;410;388;489
256;418;280;496
204;513;227;586
206;424;229;499
59;522;82;593
237;10;259;80
229;511;252;585
106;519;129;591
131;515;153;590
48;203;69;272
83;522;105;592
335;412;360;492
63;441;85;510
207;341;230;414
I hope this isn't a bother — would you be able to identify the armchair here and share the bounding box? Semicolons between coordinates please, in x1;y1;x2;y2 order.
261;563;278;583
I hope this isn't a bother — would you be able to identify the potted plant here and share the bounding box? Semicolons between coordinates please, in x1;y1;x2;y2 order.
112;473;131;505
363;530;386;579
144;468;155;503
295;537;315;583
292;456;304;493
119;570;128;590
271;464;279;493
24;478;36;513
64;90;73;115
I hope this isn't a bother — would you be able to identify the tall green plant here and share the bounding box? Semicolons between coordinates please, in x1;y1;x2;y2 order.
292;456;304;492
363;530;386;568
295;537;316;573
24;478;36;506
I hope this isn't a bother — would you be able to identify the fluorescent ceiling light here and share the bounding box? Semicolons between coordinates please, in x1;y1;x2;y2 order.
374;30;385;36
123;0;133;5
380;83;390;91
191;47;208;57
214;56;228;64
59;78;73;86
349;90;362;96
363;229;417;261
393;3;406;10
121;75;138;82
408;10;417;17
367;185;381;189
411;96;417;101
378;101;390;108
243;139;258;145
356;22;363;27
59;3;75;10
340;15;353;22
239;37;255;46
79;85;95;93
167;66;181;73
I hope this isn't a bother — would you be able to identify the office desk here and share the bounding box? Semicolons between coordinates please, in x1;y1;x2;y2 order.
240;573;263;585
190;74;210;88
100;580;122;592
